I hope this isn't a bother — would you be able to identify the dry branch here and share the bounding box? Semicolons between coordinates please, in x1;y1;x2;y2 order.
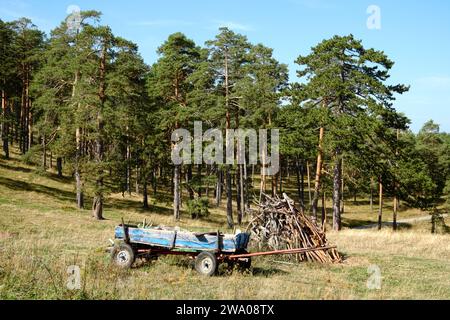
247;192;341;263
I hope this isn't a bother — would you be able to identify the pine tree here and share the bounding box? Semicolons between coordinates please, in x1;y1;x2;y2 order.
33;11;102;210
11;18;45;155
206;27;251;228
0;19;16;159
237;43;288;215
147;32;202;220
295;34;409;230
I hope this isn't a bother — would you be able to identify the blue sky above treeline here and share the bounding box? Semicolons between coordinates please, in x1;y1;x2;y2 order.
1;0;449;132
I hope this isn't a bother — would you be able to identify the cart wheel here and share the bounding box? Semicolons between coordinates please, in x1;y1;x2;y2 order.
195;252;217;276
111;243;135;269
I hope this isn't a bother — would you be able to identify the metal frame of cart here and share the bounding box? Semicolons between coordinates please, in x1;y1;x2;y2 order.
108;221;336;276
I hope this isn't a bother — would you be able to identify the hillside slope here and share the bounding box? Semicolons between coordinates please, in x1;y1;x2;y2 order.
0;153;449;299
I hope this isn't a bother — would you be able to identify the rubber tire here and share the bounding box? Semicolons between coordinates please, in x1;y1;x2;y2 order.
194;252;217;276
111;243;135;269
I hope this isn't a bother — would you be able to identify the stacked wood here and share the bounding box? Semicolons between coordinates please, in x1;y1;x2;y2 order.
247;193;341;263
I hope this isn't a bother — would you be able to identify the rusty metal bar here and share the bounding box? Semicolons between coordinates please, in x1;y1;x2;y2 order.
227;245;337;259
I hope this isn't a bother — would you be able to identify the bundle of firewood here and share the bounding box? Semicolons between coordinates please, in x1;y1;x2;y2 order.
246;193;341;263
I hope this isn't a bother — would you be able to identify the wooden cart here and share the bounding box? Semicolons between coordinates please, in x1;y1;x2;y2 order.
108;222;335;276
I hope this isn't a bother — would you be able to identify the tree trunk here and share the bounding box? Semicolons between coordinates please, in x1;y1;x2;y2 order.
92;114;104;220
42;135;47;170
135;165;140;194
226;165;234;228
143;177;149;209
197;164;202;198
92;43;106;220
239;161;245;221
205;165;210;198
295;159;303;206
378;177;383;230
280;160;284;194
216;167;222;206
236;164;242;225
307;160;312;206
57;157;63;177
393;128;399;231
75;127;83;209
332;151;342;231
126;138;131;196
224;48;233;228
341;156;345;214
244;162;250;212
271;173;276;197
28;99;32;152
153;166;157;195
173;164;180;220
1;90;9;159
251;164;255;188
72;64;84;209
312;127;324;217
321;192;326;232
235;109;243;224
260;149;267;202
186;164;194;200
393;193;398;231
92;196;103;220
431;209;436;234
25;64;31;153
20;70;26;154
75;169;84;209
370;177;374;212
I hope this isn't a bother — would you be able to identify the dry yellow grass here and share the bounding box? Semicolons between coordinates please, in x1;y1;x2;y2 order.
0;151;449;299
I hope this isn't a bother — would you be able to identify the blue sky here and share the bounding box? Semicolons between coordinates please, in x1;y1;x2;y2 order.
1;0;449;132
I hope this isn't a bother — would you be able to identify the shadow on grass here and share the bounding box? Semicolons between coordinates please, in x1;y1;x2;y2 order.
195;213;229;226
0;162;33;173
342;219;378;228
343;218;414;229
251;266;289;277
105;196;173;217
41;171;73;184
0;176;76;203
396;223;413;230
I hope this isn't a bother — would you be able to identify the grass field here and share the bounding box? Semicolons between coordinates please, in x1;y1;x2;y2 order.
0;149;449;300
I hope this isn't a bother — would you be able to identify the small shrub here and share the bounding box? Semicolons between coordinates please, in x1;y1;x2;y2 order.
21;145;41;165
187;197;209;219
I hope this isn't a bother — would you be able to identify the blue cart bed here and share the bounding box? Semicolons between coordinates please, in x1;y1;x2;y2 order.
109;223;336;276
114;225;249;253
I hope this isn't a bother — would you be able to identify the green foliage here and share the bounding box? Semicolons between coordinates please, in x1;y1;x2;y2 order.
2;11;450;227
443;179;450;210
20;144;41;165
187;197;210;219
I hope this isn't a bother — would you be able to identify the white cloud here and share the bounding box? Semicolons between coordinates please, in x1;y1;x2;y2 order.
0;7;28;19
131;19;194;27
0;7;49;28
212;20;254;32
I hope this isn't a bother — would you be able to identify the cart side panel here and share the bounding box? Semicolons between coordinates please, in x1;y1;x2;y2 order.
174;232;236;252
115;227;175;249
114;226;248;253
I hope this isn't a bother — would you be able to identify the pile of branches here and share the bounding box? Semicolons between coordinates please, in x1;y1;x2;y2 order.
247;193;341;263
